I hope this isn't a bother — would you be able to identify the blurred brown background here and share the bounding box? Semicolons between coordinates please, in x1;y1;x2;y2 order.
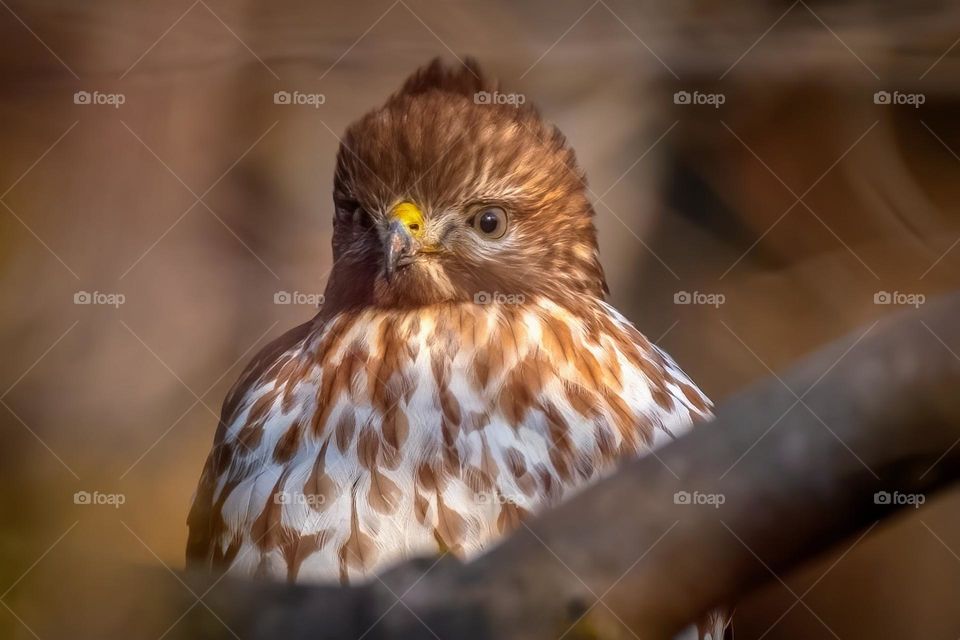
2;1;960;638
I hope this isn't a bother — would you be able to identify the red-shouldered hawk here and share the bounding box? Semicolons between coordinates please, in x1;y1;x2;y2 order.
188;57;728;639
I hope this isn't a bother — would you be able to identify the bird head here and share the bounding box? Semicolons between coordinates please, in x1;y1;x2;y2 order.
322;57;607;314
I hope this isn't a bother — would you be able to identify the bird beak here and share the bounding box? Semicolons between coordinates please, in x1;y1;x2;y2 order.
383;202;425;282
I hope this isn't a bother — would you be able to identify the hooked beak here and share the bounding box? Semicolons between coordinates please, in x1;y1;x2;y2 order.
384;219;417;282
383;201;425;282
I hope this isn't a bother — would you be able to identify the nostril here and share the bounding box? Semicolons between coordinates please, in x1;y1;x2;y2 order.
408;223;420;232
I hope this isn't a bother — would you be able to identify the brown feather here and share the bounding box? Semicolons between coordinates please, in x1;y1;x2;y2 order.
334;410;357;453
303;439;336;512
368;468;402;515
338;492;377;583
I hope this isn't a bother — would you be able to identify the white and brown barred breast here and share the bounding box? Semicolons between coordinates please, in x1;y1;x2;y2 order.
186;297;711;584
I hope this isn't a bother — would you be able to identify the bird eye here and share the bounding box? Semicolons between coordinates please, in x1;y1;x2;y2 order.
470;206;508;239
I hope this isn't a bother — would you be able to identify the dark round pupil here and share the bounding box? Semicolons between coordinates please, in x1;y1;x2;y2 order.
479;211;499;233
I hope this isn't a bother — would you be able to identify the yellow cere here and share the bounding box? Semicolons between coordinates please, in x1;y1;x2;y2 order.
391;202;426;239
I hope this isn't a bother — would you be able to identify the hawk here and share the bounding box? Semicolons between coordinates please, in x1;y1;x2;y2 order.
188;58;728;638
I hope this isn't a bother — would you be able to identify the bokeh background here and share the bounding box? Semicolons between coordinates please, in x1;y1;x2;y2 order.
2;1;960;638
